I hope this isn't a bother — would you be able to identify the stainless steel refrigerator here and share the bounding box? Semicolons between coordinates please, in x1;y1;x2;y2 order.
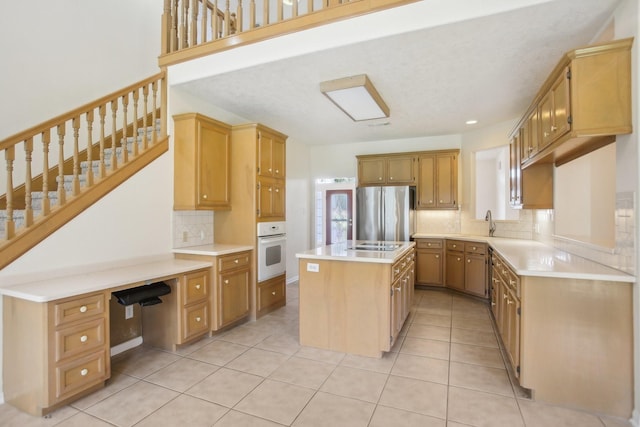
356;186;415;241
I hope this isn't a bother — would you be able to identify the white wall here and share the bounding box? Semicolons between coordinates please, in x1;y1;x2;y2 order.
610;0;640;424
0;0;164;403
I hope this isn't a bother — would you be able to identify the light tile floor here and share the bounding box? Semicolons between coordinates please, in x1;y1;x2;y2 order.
0;284;633;427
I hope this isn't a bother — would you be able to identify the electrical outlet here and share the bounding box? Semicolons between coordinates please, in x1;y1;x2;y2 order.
182;231;188;242
125;305;134;319
307;263;319;272
200;230;205;240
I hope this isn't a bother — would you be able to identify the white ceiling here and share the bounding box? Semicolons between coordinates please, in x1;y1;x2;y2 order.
174;0;621;145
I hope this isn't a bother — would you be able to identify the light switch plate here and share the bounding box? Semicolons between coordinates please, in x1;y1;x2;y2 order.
125;305;134;319
307;263;319;272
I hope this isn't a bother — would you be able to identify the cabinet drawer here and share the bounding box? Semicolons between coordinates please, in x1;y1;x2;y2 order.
54;318;106;363
182;271;208;306
55;349;107;401
416;239;443;249
446;240;464;252
182;301;209;341
258;279;285;312
53;293;105;327
465;242;487;255
218;251;251;272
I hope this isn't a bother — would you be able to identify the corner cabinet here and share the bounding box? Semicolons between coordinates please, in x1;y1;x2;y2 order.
444;239;488;298
173;113;232;210
417;150;458;210
357;153;416;186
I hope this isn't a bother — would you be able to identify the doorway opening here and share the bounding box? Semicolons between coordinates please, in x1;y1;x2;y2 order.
314;178;356;247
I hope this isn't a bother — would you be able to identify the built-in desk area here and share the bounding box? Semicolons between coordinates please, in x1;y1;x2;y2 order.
0;256;212;416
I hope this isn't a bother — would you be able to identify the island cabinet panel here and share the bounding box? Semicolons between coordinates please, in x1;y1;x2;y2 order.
299;249;414;358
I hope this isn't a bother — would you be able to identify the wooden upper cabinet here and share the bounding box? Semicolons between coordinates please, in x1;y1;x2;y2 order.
416;150;458;210
173;113;231;210
538;68;571;151
513;38;632;168
258;131;286;179
358;154;415;186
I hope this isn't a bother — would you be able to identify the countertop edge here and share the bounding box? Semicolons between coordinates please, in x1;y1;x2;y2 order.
0;258;214;302
172;244;254;256
412;234;635;283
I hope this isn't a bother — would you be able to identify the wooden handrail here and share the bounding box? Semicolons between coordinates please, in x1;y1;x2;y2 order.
1;72;168;245
160;0;417;65
0;72;165;152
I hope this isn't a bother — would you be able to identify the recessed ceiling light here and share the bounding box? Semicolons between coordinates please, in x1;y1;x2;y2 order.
466;120;478;125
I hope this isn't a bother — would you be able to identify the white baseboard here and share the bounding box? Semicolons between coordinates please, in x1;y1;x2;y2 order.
110;336;143;357
286;275;299;285
631;409;639;427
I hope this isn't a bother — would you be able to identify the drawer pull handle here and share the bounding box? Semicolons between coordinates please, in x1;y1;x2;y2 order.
195;317;201;322
457;257;461;261
395;287;401;292
224;280;229;284
394;269;400;274
235;259;239;263
80;335;88;343
503;293;508;300
427;243;431;246
491;302;496;306
268;168;272;172
472;246;477;250
467;259;471;263
452;244;457;248
195;284;201;290
507;299;514;305
510;280;516;286
275;169;279;174
80;368;89;376
79;305;87;313
271;291;276;295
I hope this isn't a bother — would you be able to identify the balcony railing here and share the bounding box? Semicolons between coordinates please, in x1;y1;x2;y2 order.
160;0;416;66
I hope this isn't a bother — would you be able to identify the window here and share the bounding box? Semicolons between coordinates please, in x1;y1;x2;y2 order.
475;146;519;220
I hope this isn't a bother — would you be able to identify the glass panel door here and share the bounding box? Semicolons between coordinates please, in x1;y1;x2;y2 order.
325;190;353;244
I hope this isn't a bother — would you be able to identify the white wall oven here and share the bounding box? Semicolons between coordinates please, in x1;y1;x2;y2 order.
257;221;286;282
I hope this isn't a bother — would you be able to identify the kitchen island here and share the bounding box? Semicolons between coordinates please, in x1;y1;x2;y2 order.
296;241;415;358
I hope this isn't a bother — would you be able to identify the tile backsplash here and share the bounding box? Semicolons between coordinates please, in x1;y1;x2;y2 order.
173;210;214;248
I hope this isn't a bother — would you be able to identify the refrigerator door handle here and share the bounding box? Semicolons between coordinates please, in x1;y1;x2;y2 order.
379;189;385;241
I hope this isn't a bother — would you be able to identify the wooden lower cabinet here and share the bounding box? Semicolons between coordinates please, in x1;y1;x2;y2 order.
443;240;487;298
299;248;415;357
143;270;211;350
175;251;252;331
3;291;111;416
415;239;443;286
257;274;286;316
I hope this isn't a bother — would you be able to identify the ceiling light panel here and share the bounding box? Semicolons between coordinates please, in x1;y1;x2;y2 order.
320;74;390;121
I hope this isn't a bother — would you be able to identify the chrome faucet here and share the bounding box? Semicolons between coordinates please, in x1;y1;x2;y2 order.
485;210;496;237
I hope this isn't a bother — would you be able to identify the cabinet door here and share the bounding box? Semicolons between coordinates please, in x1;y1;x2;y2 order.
257;177;274;218
272;138;286;179
464;253;487;297
445;251;465;291
359;157;386;185
540;68;571;148
416;249;443;286
505;288;521;377
387;156;415;185
436;153;457;208
417;155;435;208
257;132;274;177
219;269;250;327
198;119;231;209
521;109;539;162
272;180;285;218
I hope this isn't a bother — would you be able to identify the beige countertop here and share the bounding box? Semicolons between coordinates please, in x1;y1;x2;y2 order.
172;243;254;256
296;241;416;264
413;233;634;283
0;256;213;303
